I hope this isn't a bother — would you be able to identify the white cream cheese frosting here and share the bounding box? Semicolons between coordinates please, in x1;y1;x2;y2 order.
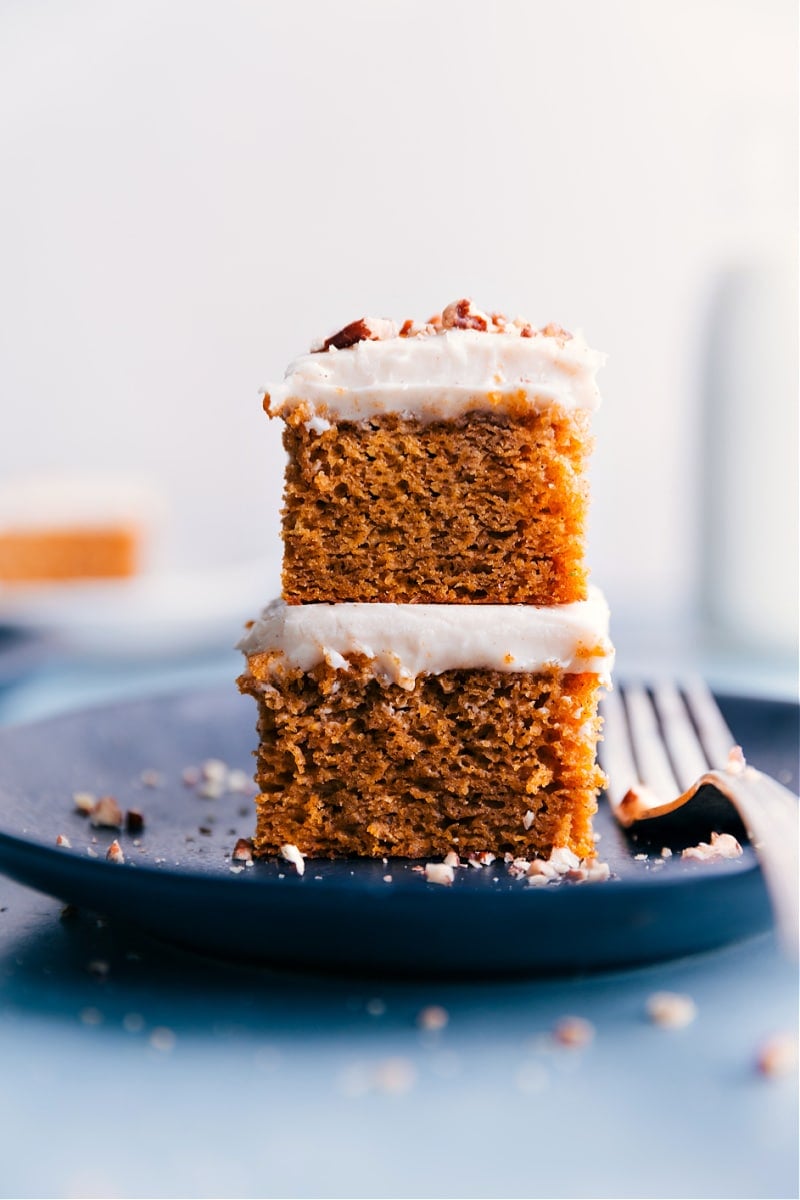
266;328;606;425
238;587;614;689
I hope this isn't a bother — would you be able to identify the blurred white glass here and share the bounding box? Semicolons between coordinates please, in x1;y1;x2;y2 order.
701;108;798;662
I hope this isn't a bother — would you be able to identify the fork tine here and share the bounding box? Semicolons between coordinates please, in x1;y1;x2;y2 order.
624;683;680;801
682;677;737;769
599;686;638;810
651;680;708;790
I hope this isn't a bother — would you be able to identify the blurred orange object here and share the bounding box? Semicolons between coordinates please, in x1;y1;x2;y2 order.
0;526;140;583
0;475;159;586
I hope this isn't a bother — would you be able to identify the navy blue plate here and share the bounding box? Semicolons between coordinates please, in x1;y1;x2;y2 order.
0;686;795;975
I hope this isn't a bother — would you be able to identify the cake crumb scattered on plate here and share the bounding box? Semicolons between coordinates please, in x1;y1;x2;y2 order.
417;1005;449;1032
90;796;123;830
202;758;228;783
281;843;305;876
424;862;455;886
126;809;145;834
646;991;697;1029
106;839;124;864
72;791;96;815
756;1033;798;1078
553;1016;595;1047
682;832;742;862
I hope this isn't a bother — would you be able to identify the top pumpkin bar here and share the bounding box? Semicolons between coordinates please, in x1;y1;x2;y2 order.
264;299;606;606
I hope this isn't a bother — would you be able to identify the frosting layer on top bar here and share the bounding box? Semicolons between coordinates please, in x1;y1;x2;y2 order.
266;329;605;424
238;587;614;689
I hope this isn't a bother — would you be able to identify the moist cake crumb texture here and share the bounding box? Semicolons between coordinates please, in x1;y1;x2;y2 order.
281;410;591;605
238;300;612;861
238;662;603;859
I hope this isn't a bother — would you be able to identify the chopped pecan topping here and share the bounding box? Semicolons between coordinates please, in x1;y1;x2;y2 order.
441;298;490;331
126;809;145;835
232;837;254;864
307;302;573;351
316;317;398;352
310;301;570;346
90;795;123;830
539;321;572;340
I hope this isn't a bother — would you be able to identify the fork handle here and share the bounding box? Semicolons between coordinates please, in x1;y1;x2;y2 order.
705;766;799;959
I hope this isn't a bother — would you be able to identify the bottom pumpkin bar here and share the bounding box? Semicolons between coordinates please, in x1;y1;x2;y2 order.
236;592;614;861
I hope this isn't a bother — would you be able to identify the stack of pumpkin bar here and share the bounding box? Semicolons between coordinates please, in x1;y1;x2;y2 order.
238;299;614;863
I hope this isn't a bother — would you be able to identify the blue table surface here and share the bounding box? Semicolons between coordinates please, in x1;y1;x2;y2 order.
0;648;797;1200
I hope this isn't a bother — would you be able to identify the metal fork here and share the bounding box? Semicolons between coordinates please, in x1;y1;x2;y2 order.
601;679;799;958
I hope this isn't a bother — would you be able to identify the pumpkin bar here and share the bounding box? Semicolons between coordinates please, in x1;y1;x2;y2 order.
265;300;605;606
237;592;613;860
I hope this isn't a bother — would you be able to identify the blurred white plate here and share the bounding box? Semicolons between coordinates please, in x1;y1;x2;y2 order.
0;557;280;658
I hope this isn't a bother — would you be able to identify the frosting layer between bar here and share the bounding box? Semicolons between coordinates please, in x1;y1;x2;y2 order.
238;587;614;689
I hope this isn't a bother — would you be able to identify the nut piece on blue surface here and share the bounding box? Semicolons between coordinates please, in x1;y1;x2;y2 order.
90;796;123;830
105;839;125;864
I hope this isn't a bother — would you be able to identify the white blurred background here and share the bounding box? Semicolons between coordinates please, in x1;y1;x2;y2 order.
0;0;796;683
